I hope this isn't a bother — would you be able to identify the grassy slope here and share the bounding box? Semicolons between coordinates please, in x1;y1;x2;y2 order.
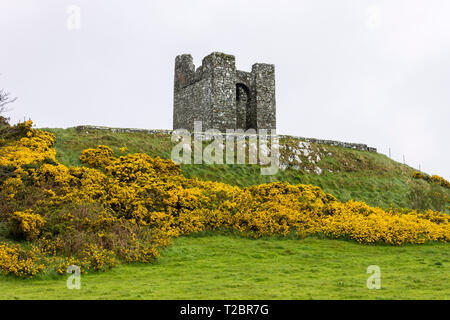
44;127;449;212
1;235;449;300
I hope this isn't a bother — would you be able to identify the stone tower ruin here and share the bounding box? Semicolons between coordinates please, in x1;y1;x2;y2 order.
173;52;276;132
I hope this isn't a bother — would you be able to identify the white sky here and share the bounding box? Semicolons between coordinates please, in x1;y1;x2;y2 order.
1;0;449;179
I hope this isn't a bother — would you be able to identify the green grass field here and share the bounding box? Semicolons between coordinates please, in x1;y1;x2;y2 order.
1;235;449;300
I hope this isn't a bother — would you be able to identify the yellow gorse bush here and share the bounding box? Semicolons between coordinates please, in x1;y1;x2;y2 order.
1;176;24;200
79;145;115;167
0;243;45;278
0;121;449;277
10;209;45;240
413;171;450;189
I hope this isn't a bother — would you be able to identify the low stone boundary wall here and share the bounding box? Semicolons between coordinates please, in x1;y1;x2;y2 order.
278;135;377;153
73;125;377;153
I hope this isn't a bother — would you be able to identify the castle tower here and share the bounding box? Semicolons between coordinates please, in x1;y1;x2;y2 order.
173;52;276;132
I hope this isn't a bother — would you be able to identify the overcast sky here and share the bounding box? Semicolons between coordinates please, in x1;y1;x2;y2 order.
1;0;449;179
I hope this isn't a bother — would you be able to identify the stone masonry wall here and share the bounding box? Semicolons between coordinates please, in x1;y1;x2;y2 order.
173;52;276;132
202;53;237;132
253;63;276;130
73;125;377;153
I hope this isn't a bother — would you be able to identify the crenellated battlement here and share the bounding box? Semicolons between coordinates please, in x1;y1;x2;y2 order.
173;52;276;132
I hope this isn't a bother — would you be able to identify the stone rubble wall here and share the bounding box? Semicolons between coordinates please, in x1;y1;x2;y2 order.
73;125;377;153
74;125;172;135
279;135;377;152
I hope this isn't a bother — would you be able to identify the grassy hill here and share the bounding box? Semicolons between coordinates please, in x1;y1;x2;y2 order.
44;126;450;213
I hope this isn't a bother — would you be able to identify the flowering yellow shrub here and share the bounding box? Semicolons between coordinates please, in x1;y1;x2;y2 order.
0;126;55;168
430;175;450;189
79;145;115;167
1;176;24;200
79;244;117;271
321;201;449;244
119;147;127;154
0;243;45;278
0;122;449;278
119;236;160;263
413;171;450;189
10;210;45;240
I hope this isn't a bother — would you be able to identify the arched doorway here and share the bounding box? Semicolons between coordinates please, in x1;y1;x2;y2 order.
236;83;255;130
